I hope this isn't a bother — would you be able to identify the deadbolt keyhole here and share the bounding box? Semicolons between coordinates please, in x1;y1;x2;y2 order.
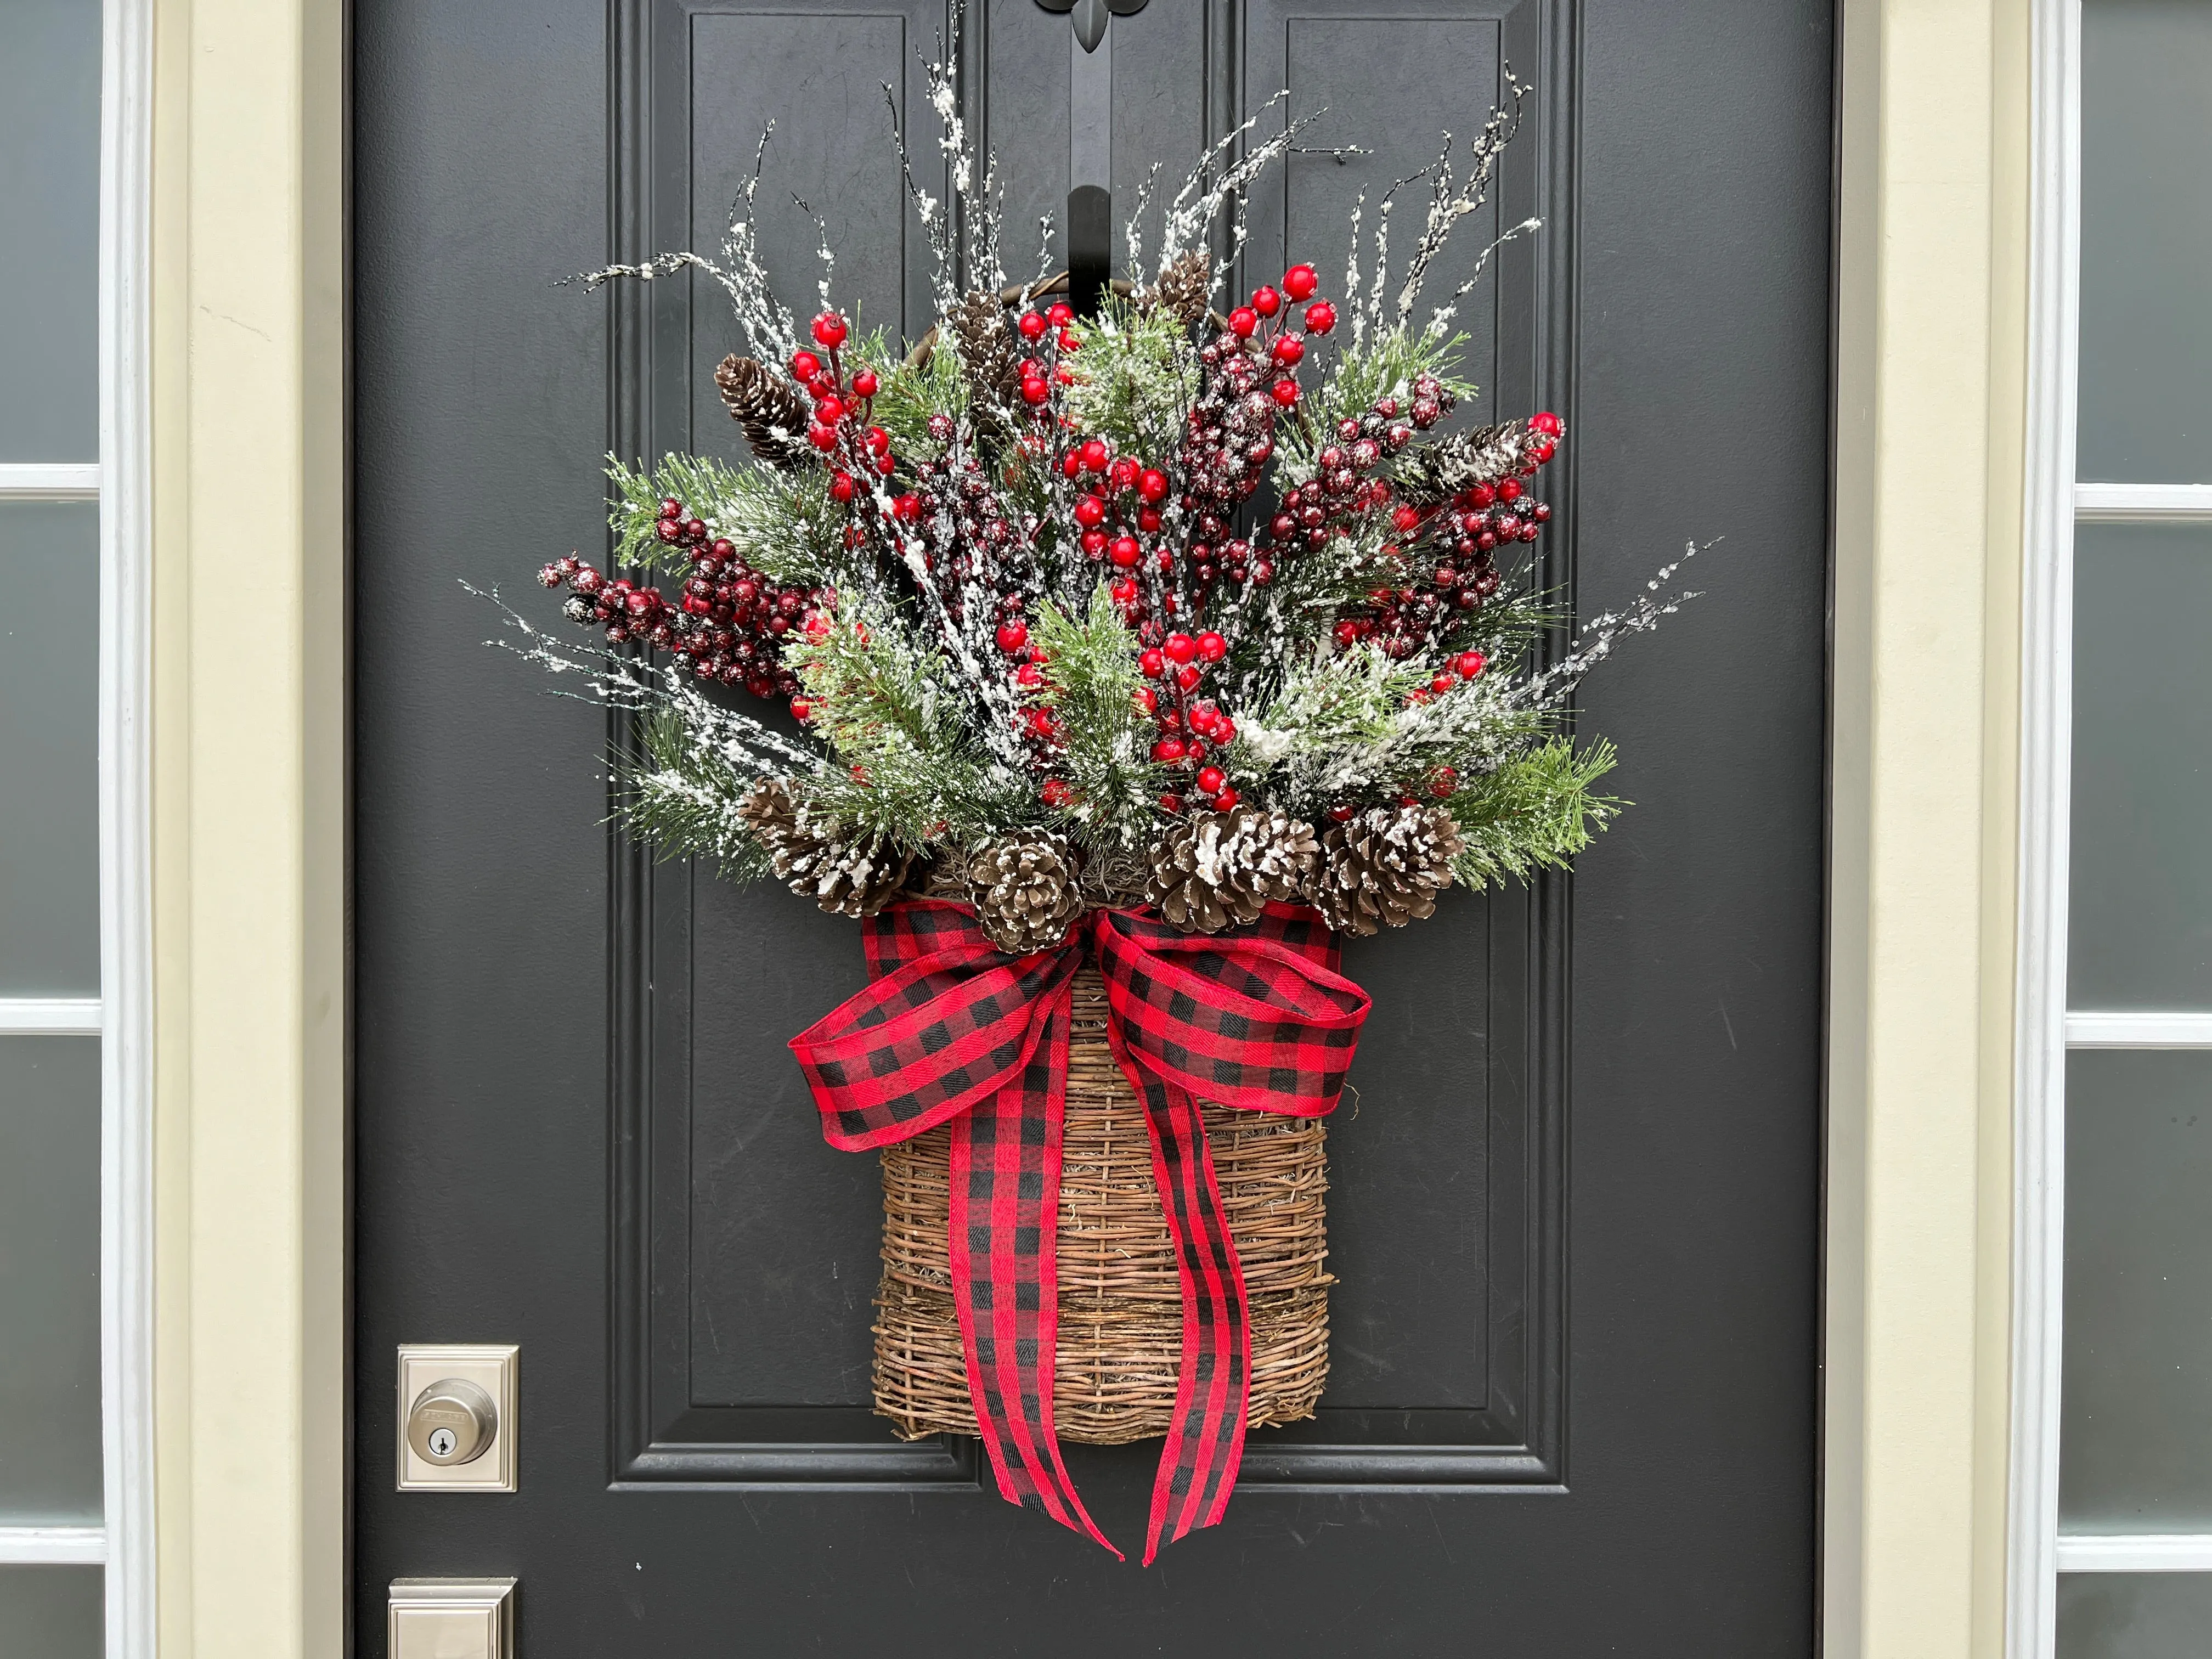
407;1377;498;1467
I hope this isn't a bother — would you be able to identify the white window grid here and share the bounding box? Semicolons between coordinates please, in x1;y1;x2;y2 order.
0;1;155;1654
2013;0;2212;1652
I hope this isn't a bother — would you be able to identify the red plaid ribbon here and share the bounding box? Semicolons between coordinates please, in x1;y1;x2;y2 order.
788;899;1370;1562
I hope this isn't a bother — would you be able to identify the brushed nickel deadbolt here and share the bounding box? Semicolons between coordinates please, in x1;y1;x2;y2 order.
407;1376;498;1466
397;1344;519;1492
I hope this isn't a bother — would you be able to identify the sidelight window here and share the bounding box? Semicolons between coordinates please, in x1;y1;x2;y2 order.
0;1;153;1656
2018;0;2212;1654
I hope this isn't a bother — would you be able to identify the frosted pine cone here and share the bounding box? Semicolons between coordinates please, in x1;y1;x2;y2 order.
947;290;1025;437
737;779;911;917
967;833;1083;953
715;355;815;470
1306;805;1465;936
1146;250;1214;331
1395;418;1561;507
1147;806;1322;934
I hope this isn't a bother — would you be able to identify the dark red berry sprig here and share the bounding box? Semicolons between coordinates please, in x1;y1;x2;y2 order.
537;494;828;708
1331;413;1565;661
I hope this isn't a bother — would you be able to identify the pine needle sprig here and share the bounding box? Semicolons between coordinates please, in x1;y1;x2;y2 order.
1444;736;1621;888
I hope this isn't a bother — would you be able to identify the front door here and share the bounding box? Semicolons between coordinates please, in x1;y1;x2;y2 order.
352;1;1832;1650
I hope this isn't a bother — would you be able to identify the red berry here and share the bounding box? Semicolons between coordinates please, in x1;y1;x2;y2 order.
851;369;879;398
1138;649;1166;678
1137;506;1163;532
1080;438;1110;472
830;471;856;503
996;620;1029;653
788;351;820;380
816;394;847;425
1530;410;1564;436
1456;650;1486;678
1080;528;1109;556
1271;378;1300;407
1271;335;1305;366
1163;633;1198;664
1176;665;1203;691
1499;478;1522;503
1430;766;1459;798
789;697;813;721
1015;662;1046;691
1327;803;1355;823
1021;377;1051;405
1073;495;1107;528
811;312;848;348
1213;718;1237;745
891;493;921;521
1229;307;1259;339
1431;673;1455;694
1392;505;1422;533
537;562;566;588
1251;285;1282;317
1136;686;1159;714
808;423;838;450
1528;437;1556;464
1152;737;1187;763
1196;765;1227;794
1138;467;1169;503
1057;329;1082;352
1159;792;1186;814
1041;778;1073;807
1109;536;1141;568
1195;631;1227;663
1046;302;1074;326
1282;264;1318;301
1211;788;1239;811
1018;311;1048;340
1303;300;1338;335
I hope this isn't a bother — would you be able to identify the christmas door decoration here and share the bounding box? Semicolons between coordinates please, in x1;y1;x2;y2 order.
495;20;1696;1562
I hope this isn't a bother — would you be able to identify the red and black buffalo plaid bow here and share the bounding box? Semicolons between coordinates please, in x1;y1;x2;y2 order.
789;899;1370;1562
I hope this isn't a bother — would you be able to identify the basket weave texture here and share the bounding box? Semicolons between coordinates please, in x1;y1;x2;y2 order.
873;964;1333;1444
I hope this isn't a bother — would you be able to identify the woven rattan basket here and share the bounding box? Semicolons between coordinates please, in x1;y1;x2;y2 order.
873;964;1332;1444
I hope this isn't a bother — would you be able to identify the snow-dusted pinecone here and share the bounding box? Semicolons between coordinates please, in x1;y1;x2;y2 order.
1146;250;1214;331
715;355;815;470
947;290;1025;437
1306;805;1465;936
737;779;911;917
1147;806;1322;934
967;833;1083;953
1395;417;1559;507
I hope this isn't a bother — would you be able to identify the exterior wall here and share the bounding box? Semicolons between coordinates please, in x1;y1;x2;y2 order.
138;0;2030;1652
149;0;346;1654
1824;0;2029;1654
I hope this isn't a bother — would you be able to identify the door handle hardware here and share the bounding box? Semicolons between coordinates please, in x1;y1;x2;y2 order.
388;1578;516;1659
397;1344;519;1492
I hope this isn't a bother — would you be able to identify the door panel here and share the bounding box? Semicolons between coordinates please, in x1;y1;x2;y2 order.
354;0;1830;1648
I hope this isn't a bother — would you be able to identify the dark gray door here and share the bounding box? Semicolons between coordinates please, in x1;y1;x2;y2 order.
353;1;1832;1650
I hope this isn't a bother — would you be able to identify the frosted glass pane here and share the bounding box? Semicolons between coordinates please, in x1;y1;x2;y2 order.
0;1038;103;1522
0;0;100;462
2059;1573;2212;1659
2062;1051;2212;1528
2068;523;2212;1009
0;503;100;996
0;1567;101;1659
2079;0;2212;482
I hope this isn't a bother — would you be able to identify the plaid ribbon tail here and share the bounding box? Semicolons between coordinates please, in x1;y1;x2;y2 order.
1126;1068;1250;1565
946;986;1121;1559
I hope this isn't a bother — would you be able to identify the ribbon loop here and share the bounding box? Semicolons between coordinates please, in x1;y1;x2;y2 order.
789;899;1370;1562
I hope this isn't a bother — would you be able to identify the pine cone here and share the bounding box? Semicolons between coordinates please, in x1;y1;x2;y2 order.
1148;806;1322;934
947;290;1024;439
715;355;815;470
738;778;912;917
1396;418;1557;507
967;833;1083;953
1306;805;1465;936
1145;250;1213;331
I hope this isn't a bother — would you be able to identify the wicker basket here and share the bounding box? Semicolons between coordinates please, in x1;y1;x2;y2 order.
872;964;1332;1444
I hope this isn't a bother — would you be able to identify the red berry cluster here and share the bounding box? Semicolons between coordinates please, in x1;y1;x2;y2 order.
537;495;827;704
1132;629;1239;812
1173;264;1339;610
1014;301;1082;408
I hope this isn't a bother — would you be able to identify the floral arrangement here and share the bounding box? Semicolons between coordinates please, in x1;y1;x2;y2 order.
495;44;1693;955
